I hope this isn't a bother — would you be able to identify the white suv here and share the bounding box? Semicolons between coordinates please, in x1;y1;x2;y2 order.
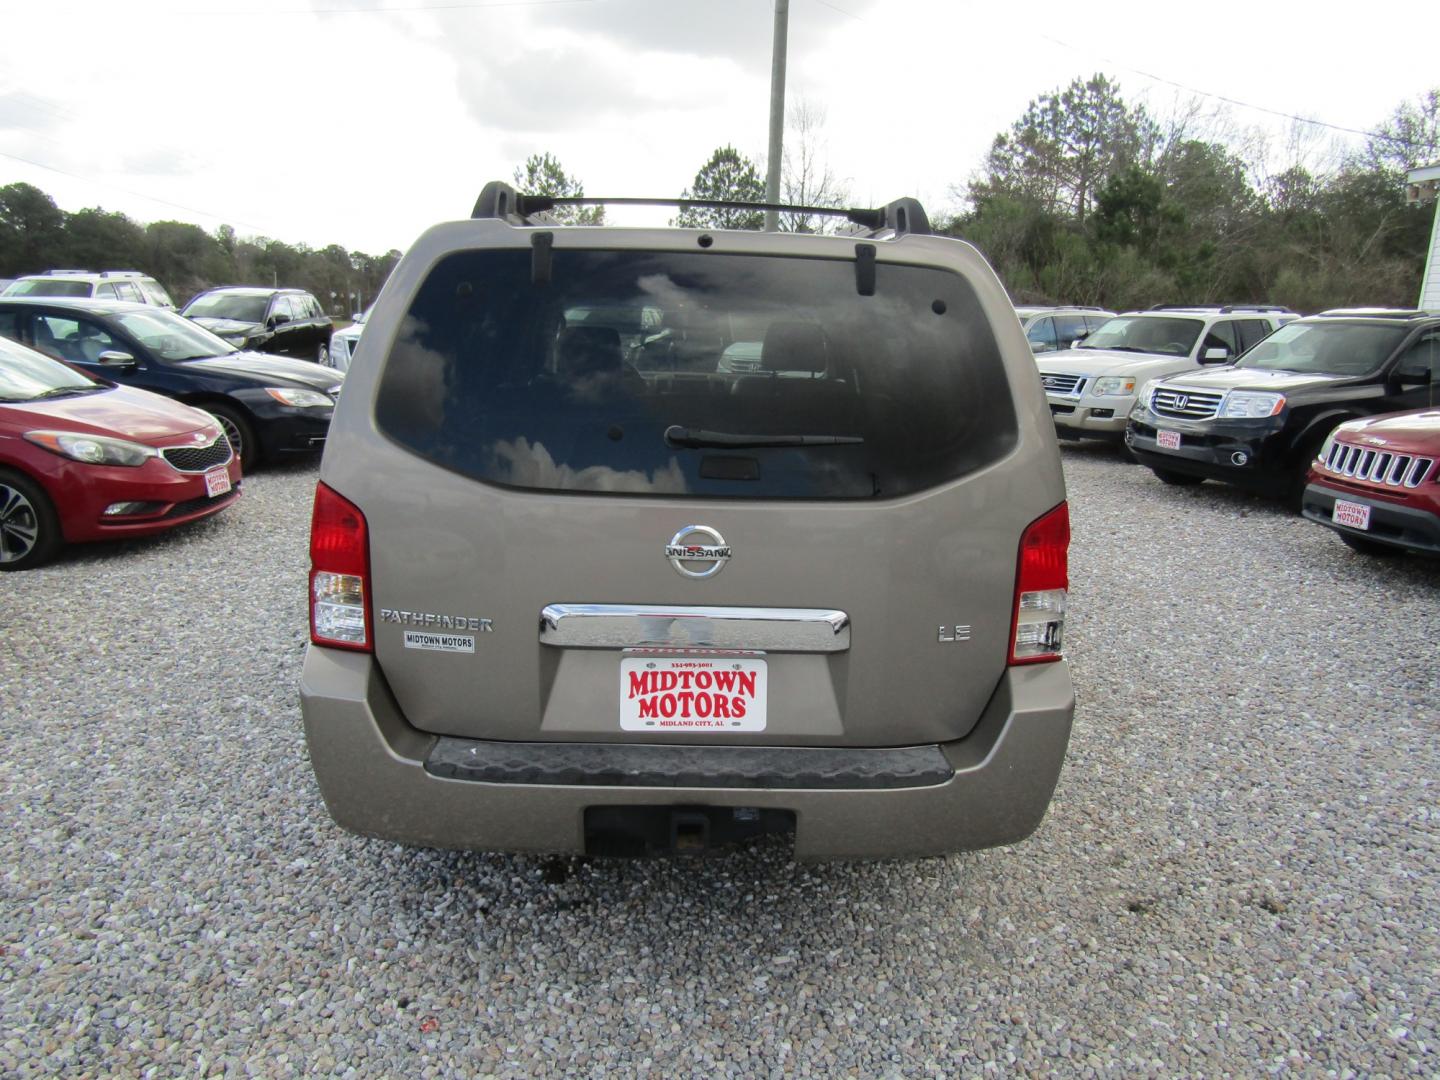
2;270;175;309
1037;305;1297;442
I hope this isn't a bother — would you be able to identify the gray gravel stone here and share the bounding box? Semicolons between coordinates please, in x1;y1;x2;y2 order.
0;445;1436;1077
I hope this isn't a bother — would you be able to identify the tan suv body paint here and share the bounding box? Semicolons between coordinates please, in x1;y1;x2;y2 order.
301;211;1076;859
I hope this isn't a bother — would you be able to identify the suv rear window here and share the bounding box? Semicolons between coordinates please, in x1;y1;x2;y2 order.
375;249;1016;499
6;280;92;298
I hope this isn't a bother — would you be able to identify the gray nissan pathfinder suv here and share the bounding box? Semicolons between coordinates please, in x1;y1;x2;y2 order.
299;182;1075;859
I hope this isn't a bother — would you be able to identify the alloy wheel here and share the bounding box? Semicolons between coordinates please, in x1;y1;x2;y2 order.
0;482;40;565
215;414;244;462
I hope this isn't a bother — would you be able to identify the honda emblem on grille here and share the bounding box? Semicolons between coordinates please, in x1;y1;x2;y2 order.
1173;394;1189;409
665;525;730;580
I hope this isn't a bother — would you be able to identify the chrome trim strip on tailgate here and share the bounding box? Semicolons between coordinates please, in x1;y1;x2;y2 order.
539;604;851;652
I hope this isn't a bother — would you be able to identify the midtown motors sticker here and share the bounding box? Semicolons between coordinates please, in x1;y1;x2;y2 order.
619;656;767;732
403;630;475;653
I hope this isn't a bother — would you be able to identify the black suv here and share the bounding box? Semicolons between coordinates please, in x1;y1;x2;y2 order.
182;287;334;365
0;297;343;469
1126;309;1440;499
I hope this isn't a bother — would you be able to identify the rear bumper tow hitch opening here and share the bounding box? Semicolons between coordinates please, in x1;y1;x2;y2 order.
583;805;796;857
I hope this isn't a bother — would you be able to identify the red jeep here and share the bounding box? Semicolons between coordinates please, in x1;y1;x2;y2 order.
1302;408;1440;557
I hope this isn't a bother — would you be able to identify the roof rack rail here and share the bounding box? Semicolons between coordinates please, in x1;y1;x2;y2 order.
469;180;931;237
1316;307;1430;319
1147;303;1294;314
99;270;147;278
43;269;90;275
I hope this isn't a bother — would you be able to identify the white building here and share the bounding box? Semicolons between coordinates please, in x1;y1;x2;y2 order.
1409;163;1440;312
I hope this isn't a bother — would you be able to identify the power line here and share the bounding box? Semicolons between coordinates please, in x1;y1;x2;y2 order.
0;148;274;234
797;1;1421;150
168;0;594;15
1034;32;1420;149
808;0;863;20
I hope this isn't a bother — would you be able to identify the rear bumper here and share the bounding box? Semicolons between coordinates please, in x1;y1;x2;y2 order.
299;648;1076;860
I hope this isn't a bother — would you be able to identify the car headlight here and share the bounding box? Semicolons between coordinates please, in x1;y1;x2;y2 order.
265;387;334;408
1092;376;1137;396
1220;391;1285;418
24;430;158;467
221;333;249;346
1316;432;1336;466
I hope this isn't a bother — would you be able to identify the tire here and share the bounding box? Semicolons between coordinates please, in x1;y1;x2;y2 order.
205;403;260;472
316;341;330;366
1151;467;1204;487
1339;532;1400;558
0;468;61;571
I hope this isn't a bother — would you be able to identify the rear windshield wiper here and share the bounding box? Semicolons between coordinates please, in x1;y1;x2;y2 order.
664;425;864;449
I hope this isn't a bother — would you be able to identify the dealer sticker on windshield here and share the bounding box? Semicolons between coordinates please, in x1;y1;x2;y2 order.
403;630;475;653
1157;430;1182;450
620;655;768;732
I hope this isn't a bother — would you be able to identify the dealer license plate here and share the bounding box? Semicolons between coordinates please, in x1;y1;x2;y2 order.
1156;430;1182;450
205;468;231;497
619;654;767;732
1333;499;1371;530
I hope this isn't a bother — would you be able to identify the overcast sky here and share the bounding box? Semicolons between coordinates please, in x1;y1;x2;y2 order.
1;0;1436;255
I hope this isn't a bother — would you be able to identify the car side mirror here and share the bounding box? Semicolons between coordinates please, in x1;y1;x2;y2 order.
269;312;291;327
1072;330;1090;343
1395;368;1432;387
1029;341;1047;354
1202;347;1229;364
97;350;136;368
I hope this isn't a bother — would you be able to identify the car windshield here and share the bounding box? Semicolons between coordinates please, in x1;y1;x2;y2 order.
1238;322;1410;376
375;248;1018;499
4;279;92;298
184;293;269;323
1079;316;1203;356
0;335;101;400
113;310;236;362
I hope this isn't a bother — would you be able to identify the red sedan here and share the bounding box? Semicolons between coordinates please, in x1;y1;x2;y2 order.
1303;408;1440;557
0;336;241;570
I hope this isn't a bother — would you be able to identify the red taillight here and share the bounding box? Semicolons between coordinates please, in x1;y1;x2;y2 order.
309;482;372;651
1009;502;1069;665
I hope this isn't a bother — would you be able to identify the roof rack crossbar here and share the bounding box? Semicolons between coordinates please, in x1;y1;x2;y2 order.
470;181;930;236
1147;303;1294;313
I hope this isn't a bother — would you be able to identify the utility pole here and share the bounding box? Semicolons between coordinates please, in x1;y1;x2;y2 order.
763;0;789;232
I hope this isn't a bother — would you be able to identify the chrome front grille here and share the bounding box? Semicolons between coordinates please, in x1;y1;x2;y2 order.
1320;441;1435;488
162;434;234;473
1151;387;1224;420
1040;373;1086;397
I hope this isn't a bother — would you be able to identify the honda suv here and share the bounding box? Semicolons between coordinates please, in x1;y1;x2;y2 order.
1127;310;1440;499
299;182;1075;859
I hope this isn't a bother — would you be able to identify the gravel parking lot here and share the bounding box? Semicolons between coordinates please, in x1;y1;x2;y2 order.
2;444;1437;1077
